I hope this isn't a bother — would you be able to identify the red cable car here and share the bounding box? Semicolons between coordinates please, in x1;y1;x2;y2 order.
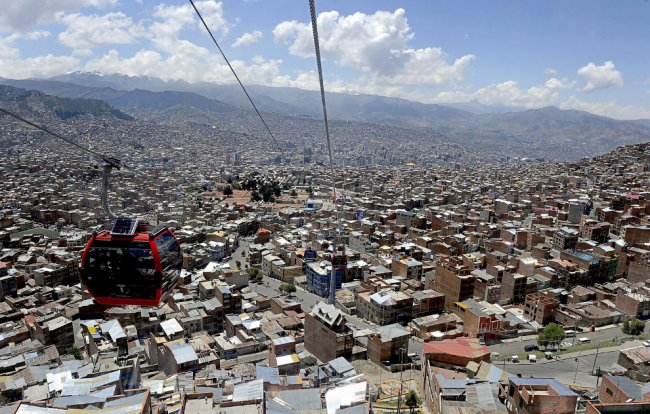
80;217;182;306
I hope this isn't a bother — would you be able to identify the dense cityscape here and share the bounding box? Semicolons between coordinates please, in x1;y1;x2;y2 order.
0;1;649;413
0;76;649;414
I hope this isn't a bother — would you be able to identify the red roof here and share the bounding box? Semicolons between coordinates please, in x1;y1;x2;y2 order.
423;337;490;359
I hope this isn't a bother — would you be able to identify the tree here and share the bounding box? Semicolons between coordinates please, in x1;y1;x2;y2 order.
223;186;233;196
235;260;241;269
67;347;83;360
404;390;420;413
290;189;297;197
246;267;263;283
622;318;646;336
300;355;317;368
537;323;565;350
251;191;261;202
280;283;296;294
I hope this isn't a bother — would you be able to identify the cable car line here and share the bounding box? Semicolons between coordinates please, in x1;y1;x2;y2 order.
0;106;124;169
309;0;346;305
188;0;288;164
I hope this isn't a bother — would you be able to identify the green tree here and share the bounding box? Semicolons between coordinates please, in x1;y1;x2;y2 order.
67;347;83;360
404;390;420;414
300;355;317;368
290;189;297;197
280;283;297;294
622;318;646;336
537;323;565;350
246;267;263;283
223;186;233;196
251;191;261;202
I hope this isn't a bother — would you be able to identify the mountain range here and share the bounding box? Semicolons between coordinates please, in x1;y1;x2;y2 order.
1;72;649;161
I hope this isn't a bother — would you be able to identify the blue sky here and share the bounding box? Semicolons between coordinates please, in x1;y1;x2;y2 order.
1;0;649;119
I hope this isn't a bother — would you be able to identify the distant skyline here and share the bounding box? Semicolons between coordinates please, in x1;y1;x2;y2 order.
1;0;649;119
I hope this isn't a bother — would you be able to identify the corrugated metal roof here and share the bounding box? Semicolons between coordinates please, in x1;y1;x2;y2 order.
232;379;264;402
272;336;295;346
276;388;322;410
100;320;126;342
276;354;300;366
256;366;280;384
170;343;198;364
51;396;106;409
160;319;183;337
15;405;66;414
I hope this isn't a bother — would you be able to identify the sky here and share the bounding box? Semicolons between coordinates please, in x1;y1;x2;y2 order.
1;0;650;119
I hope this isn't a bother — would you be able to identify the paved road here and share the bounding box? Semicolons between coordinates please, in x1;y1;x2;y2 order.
229;239;249;269
488;323;650;355
499;349;619;388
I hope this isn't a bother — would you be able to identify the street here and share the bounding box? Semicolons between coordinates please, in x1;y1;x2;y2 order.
488;323;650;356
499;349;619;388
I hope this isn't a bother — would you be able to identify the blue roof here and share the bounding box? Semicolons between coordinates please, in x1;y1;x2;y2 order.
256;365;281;385
573;251;599;264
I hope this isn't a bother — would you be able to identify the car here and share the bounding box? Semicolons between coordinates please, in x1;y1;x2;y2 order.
528;354;537;363
577;337;591;344
511;355;519;363
524;345;539;352
642;340;650;347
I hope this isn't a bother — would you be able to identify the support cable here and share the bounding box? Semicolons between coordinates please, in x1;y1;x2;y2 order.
309;0;345;305
189;0;288;163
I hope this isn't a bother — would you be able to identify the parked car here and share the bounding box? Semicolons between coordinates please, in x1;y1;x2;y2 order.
524;344;539;352
642;340;650;347
511;355;519;363
577;337;591;344
564;330;576;337
528;354;537;363
544;352;554;360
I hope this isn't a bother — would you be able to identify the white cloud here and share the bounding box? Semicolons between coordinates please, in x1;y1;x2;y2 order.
577;60;623;92
0;54;79;79
559;96;650;120
435;77;573;108
58;12;145;56
273;8;474;87
231;30;262;48
0;0;117;32
82;49;285;85
148;1;229;59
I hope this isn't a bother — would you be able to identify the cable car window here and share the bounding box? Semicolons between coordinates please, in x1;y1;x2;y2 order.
155;232;180;266
155;231;182;292
84;245;156;299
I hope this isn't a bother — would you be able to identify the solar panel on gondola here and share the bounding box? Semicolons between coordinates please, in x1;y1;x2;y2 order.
111;217;138;236
80;218;182;306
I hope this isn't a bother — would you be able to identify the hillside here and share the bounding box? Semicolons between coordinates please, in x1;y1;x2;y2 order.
0;84;132;121
2;74;650;160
